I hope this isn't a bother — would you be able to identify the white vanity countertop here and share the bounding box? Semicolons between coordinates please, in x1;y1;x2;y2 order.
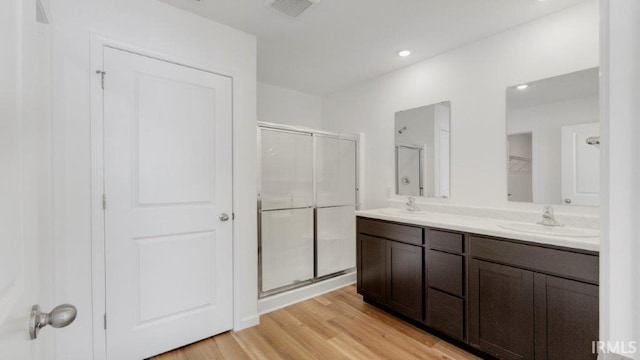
355;208;600;252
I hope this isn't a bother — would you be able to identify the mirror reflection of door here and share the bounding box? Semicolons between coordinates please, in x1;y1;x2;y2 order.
396;145;423;196
506;67;599;206
507;133;533;202
394;101;451;199
561;123;600;206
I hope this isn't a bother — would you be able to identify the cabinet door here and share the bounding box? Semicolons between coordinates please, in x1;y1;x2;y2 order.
469;259;535;360
387;241;423;320
357;234;386;303
534;274;598;360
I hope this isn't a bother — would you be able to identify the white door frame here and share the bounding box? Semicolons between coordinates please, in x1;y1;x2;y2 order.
89;35;237;360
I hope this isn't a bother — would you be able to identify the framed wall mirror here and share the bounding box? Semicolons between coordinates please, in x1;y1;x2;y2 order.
394;101;451;198
506;67;600;206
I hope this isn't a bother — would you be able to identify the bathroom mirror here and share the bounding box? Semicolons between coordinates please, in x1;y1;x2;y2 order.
394;102;450;198
506;68;600;206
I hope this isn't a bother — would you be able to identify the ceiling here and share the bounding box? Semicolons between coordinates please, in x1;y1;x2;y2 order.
507;67;599;109
159;0;589;95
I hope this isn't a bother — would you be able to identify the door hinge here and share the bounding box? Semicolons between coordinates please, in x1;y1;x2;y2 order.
96;70;106;89
102;194;107;210
232;213;235;220
103;313;107;330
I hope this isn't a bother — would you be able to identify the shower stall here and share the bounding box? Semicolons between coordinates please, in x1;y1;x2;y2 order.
257;122;359;297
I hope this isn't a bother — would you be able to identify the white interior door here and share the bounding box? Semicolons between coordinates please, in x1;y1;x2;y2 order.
103;47;233;360
0;134;40;358
0;1;38;355
561;122;600;206
0;0;53;358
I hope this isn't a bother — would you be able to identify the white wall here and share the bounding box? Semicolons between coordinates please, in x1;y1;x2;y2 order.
49;1;257;359
322;0;599;210
258;82;322;128
508;95;599;204
601;0;640;358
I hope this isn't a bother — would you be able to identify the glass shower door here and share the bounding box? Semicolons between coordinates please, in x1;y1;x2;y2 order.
259;128;314;293
260;208;314;291
260;129;314;210
315;136;357;277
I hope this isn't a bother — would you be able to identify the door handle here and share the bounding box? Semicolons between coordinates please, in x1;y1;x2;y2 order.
564;198;572;204
29;304;77;340
219;213;230;222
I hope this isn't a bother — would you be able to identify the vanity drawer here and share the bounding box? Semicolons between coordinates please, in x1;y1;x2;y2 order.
357;217;423;246
426;229;464;254
426;288;464;341
469;236;599;284
427;250;463;297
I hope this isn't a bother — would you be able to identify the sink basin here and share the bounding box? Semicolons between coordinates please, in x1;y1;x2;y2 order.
378;208;432;217
498;222;599;238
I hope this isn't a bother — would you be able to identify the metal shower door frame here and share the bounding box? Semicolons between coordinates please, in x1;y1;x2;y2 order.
257;121;360;298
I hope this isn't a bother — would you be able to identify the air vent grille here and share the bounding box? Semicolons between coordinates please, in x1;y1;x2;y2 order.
267;0;319;18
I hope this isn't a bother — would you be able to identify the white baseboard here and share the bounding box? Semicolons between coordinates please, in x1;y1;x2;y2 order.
234;314;260;331
258;272;356;315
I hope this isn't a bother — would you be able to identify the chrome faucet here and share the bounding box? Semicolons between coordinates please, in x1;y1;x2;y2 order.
406;197;419;212
537;206;564;227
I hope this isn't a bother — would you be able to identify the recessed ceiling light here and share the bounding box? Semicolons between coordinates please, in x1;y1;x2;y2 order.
516;84;529;90
398;50;411;57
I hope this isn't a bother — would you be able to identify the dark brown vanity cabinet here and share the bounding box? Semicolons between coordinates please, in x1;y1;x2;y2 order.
468;236;599;360
533;274;598;360
356;217;599;360
468;259;535;360
356;218;424;320
386;240;423;319
357;234;387;303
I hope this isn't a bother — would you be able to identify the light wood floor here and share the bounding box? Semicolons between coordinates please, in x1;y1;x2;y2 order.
150;285;479;360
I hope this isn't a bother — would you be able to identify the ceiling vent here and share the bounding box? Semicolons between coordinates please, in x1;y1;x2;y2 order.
266;0;320;18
